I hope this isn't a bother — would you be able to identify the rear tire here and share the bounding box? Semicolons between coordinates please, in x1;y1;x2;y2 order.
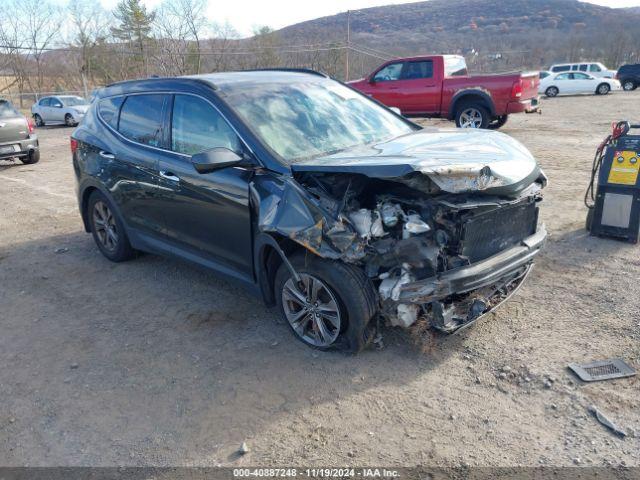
545;86;559;98
20;150;39;164
274;252;377;353
33;114;44;127
596;83;610;95
455;103;490;129
87;190;136;262
488;115;508;130
622;80;635;91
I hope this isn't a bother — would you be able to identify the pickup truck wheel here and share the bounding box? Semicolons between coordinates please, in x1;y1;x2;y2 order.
596;83;610;95
275;253;377;353
622;80;636;91
455;104;490;129
545;86;559;97
488;115;508;130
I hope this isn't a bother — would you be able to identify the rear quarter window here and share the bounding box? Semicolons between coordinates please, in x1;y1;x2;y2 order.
552;65;570;72
118;94;167;147
98;96;124;130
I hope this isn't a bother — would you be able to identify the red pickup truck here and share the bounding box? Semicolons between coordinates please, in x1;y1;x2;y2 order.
348;55;540;129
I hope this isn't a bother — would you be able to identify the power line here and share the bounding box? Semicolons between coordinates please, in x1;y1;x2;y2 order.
0;42;391;59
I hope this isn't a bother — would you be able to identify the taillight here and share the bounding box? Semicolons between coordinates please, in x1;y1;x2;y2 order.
70;138;78;155
511;80;523;98
615;72;619;80
25;116;35;134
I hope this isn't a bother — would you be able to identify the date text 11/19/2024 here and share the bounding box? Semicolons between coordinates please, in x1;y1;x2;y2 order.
233;468;400;478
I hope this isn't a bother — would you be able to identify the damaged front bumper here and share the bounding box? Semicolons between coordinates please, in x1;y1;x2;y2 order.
396;224;547;333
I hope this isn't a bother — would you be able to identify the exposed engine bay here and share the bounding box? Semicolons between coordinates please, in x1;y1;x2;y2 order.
254;166;546;334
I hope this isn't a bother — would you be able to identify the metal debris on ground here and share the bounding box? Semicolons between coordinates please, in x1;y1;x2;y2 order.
568;358;636;382
588;405;627;438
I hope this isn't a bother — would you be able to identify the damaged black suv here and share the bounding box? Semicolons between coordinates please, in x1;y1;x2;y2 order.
72;70;547;352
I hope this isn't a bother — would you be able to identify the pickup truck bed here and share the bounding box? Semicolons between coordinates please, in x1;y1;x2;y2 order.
348;55;540;129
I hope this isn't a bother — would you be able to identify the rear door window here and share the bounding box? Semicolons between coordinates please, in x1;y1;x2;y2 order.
118;94;167;148
402;61;433;80
170;94;241;155
579;64;588;71
98;96;124;130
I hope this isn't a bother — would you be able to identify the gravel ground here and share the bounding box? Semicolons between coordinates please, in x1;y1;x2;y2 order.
0;91;639;468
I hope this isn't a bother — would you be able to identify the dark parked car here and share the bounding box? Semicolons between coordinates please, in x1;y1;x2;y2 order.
0;99;39;164
72;70;547;352
617;64;640;91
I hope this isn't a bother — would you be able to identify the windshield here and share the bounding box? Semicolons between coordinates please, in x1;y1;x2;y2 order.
221;79;415;163
61;96;88;107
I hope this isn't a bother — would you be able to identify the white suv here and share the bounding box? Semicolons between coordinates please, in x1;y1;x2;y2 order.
549;62;617;79
31;95;90;127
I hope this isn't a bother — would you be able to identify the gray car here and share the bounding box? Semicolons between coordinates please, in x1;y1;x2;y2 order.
0;100;39;164
31;95;90;127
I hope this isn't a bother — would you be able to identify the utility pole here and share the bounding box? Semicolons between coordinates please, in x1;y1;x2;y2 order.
345;9;351;81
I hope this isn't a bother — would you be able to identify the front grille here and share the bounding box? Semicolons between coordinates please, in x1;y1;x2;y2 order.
461;201;537;263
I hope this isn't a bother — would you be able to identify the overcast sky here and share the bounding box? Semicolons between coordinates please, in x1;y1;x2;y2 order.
92;0;640;37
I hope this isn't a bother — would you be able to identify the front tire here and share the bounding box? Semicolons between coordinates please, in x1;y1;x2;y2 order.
275;253;377;352
596;83;610;95
545;86;559;97
64;113;76;127
87;191;135;262
33;114;44;127
455;103;490;129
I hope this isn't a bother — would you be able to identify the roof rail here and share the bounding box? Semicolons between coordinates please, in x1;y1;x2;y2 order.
241;68;329;78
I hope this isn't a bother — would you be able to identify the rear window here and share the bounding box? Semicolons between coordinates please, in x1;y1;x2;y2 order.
98;96;124;130
39;98;51;106
118;95;166;147
0;101;19;118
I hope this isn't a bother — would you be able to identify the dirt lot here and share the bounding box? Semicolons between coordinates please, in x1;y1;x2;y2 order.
1;92;639;468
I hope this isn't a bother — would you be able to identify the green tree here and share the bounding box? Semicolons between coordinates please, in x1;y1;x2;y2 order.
111;0;155;76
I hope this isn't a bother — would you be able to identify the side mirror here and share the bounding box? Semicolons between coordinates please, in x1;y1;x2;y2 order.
191;147;244;174
369;78;377;85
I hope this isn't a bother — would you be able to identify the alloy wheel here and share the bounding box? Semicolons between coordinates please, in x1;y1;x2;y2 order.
546;87;558;97
92;201;119;252
34;115;43;127
598;84;610;95
281;273;341;347
65;114;75;127
623;81;634;91
458;108;483;128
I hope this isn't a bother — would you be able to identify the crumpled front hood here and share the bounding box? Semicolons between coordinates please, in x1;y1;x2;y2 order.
291;128;540;194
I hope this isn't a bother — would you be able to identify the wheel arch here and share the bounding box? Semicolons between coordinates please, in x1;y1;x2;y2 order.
254;232;304;306
79;183;119;233
448;89;496;120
